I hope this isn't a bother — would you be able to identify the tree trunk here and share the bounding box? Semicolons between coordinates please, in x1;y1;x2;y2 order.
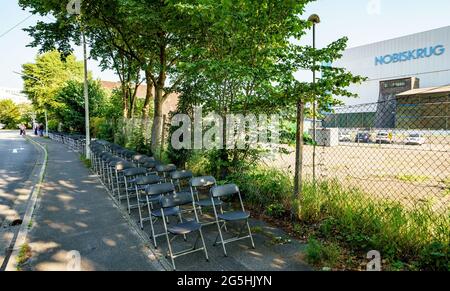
151;85;164;155
122;84;128;118
142;68;154;121
294;99;305;210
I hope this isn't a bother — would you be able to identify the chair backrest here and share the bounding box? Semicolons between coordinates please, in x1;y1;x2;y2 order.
135;175;162;186
142;160;158;169
115;161;135;171
211;184;240;198
171;170;193;181
123;167;148;177
108;158;124;166
133;154;150;163
146;183;175;196
160;192;193;208
190;176;216;188
156;164;177;173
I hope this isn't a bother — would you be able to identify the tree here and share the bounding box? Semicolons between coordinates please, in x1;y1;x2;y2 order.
53;79;107;133
21;50;84;115
0;100;21;129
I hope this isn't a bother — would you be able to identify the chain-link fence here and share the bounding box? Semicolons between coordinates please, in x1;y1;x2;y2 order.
271;98;449;246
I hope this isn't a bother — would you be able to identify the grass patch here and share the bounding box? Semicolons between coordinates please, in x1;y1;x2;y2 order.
305;238;342;269
80;155;92;169
251;226;292;246
395;174;429;183
17;244;32;271
229;166;449;271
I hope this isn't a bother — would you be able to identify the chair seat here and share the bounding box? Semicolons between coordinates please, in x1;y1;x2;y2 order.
168;220;201;235
138;195;161;204
195;198;223;207
152;207;180;217
218;211;250;221
127;185;147;192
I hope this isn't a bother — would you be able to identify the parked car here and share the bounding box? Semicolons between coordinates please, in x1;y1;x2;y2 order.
405;133;426;145
376;131;394;144
355;132;372;143
0;123;5;130
339;133;351;142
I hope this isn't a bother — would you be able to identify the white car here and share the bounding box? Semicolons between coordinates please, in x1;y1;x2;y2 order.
405;133;426;146
0;124;5;130
376;131;393;144
339;133;351;142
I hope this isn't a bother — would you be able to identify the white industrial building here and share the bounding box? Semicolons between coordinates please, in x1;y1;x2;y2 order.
334;26;450;106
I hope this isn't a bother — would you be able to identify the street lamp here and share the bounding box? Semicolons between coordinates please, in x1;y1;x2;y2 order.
67;1;91;159
308;14;320;185
14;71;49;137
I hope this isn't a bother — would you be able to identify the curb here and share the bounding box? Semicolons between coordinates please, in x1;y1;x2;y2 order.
5;137;48;271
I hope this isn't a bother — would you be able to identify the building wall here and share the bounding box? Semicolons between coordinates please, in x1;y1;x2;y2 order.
334;26;450;106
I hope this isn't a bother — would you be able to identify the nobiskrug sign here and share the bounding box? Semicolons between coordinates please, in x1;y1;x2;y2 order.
375;45;445;66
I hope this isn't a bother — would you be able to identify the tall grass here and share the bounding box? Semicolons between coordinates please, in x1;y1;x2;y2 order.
228;166;449;270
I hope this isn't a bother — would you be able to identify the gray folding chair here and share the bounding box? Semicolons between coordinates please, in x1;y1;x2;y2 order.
211;184;255;257
114;161;135;203
134;175;163;229
160;191;209;270
156;164;177;182
123;168;148;214
189;176;225;226
171;170;193;193
145;183;183;248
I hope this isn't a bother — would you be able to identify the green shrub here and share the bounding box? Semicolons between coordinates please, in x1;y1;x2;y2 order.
305;238;342;268
226;167;293;216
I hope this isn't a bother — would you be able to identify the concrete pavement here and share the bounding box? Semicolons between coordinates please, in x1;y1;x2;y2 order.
23;136;163;271
0;130;41;270
5;134;310;271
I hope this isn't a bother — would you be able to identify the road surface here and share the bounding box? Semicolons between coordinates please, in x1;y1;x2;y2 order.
0;130;39;269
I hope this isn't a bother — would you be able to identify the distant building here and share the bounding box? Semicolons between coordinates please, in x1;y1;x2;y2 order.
0;87;30;104
325;26;450;130
100;81;179;117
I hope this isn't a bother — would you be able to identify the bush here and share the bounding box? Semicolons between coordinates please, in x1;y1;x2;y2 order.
226;167;293;217
305;238;342;268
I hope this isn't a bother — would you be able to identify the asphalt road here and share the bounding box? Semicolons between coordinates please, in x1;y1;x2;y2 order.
0;130;38;226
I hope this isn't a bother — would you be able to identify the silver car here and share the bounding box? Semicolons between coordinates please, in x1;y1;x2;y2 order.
405;133;426;145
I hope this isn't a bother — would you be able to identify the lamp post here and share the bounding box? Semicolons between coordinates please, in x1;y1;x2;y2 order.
68;0;91;159
308;14;320;186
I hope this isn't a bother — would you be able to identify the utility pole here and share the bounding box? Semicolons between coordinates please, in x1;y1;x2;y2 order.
82;29;91;159
309;14;321;186
67;0;90;159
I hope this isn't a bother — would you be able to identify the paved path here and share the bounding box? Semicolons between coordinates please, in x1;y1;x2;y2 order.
0;130;40;269
25;137;162;271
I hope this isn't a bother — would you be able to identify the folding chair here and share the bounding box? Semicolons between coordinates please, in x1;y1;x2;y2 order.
145;183;184;248
156;164;177;182
123;168;148;214
160;191;209;270
142;160;159;175
211;184;255;257
134;175;163;229
114;161;135;203
189;177;225;226
171;170;193;193
133;154;153;167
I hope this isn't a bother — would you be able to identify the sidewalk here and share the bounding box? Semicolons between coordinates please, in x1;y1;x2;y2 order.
24;137;163;271
24;136;311;271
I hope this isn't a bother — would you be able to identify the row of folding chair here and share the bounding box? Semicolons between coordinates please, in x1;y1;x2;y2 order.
85;139;256;270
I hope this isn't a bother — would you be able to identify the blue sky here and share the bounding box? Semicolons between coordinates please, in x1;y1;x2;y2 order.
1;0;450;89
